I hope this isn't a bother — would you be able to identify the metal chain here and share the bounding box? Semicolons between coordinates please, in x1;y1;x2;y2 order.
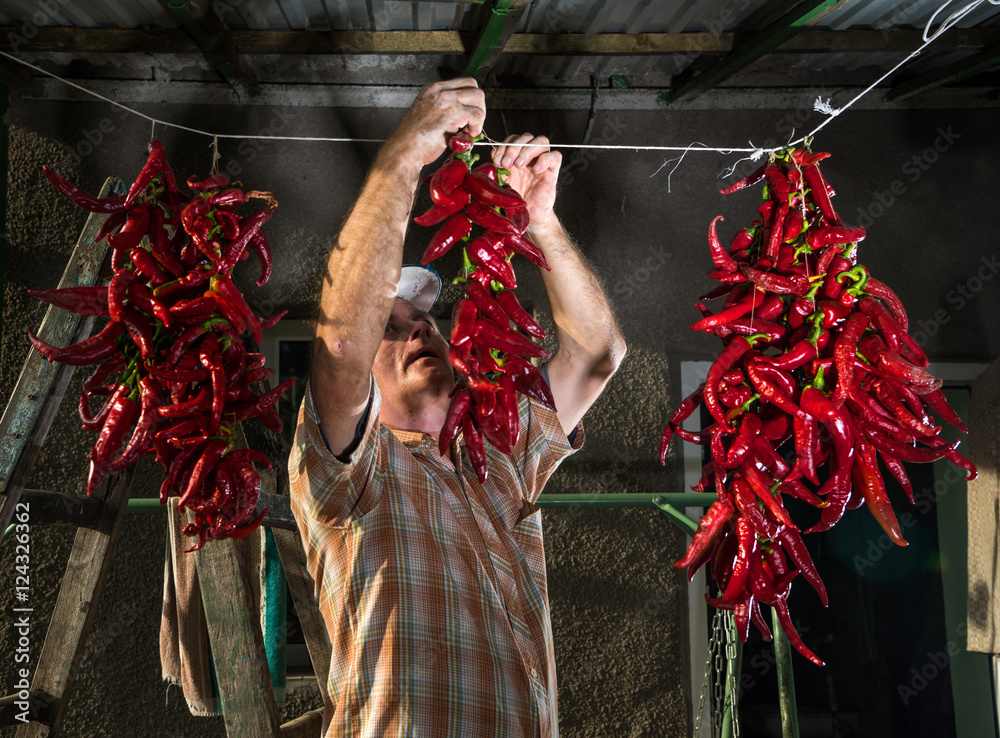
693;608;724;738
711;613;726;737
724;611;741;738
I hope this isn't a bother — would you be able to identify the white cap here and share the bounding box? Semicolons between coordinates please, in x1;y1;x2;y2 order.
396;265;442;312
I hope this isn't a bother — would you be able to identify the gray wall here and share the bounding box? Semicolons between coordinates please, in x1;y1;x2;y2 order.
2;92;997;738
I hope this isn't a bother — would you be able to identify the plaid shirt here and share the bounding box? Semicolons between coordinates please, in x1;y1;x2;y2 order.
290;379;583;738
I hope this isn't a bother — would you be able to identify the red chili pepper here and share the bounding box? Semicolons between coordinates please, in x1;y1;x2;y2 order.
720;162;767;195
689;290;765;332
462;414;488;483
28;285;109;317
505;355;556;410
732;475;780;539
864;278;909;331
464;280;506;325
248;230;273;287
802;164;839;225
463;171;525;210
720;515;758;604
123;141;166;208
430;159;470;206
220;193;278;267
421;214;473;264
746;359;806;419
729;227;756;254
782;208;804;242
450;298;478;346
80;382;128;432
179;438;231;508
495;290;545;339
719;384;752;409
806;225;865;250
502;232;551;271
704;337;754;430
468;236;516;289
212;274;263;344
42;165;127;213
439;390;473;456
107;376;161;472
833;311;869;404
186;173;230;192
676;498;734;569
921;388;969;434
473;319;549;359
413;188;471;227
740;461;795;529
775;526;828;607
106;205;152;253
472;162;498;181
210;188;245;208
872;378;939;436
95;210;128;244
449;130;475;153
854;435;907;546
764;203;788;261
707;216;737;272
465;201;523;236
130;247;169;286
87;389;140;495
34;320;126;366
126;281;172;328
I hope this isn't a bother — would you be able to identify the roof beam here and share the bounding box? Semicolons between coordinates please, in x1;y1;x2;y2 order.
463;0;531;79
662;0;846;105
886;46;1000;102
164;0;259;97
2;27;999;57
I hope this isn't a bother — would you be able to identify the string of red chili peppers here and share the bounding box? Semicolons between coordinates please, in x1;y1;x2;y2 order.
414;131;556;483
660;146;977;667
27;140;292;551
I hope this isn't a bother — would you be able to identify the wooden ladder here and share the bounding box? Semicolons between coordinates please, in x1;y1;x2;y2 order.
0;179;330;738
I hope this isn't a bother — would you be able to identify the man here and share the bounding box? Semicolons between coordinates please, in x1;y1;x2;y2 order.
290;78;626;737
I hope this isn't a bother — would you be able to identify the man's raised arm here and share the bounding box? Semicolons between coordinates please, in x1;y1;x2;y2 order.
492;135;627;435
311;80;486;455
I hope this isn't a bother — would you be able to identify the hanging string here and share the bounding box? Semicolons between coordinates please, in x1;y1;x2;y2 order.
210;135;221;175
788;0;1000;148
0;0;994;158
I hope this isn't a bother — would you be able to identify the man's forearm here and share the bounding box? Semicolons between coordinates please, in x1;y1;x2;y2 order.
529;216;627;432
531;217;626;374
315;152;421;381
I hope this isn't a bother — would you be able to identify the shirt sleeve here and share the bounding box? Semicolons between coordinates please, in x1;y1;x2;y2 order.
513;392;585;504
288;378;385;528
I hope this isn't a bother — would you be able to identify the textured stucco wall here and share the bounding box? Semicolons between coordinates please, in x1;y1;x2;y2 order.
1;92;997;738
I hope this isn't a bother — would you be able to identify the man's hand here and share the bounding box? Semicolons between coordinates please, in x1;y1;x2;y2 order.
491;134;561;232
382;79;487;172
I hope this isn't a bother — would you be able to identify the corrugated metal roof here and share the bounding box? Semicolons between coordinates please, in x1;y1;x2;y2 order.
0;0;996;100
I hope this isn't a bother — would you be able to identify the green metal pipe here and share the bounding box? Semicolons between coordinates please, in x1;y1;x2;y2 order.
126;499;169;514
167;0;235;83
771;605;800;738
720;614;744;738
536;493;716;508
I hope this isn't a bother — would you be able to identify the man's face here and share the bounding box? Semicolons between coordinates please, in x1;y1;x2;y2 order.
372;298;454;417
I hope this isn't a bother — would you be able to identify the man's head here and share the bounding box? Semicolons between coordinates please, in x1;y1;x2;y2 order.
371;267;454;433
